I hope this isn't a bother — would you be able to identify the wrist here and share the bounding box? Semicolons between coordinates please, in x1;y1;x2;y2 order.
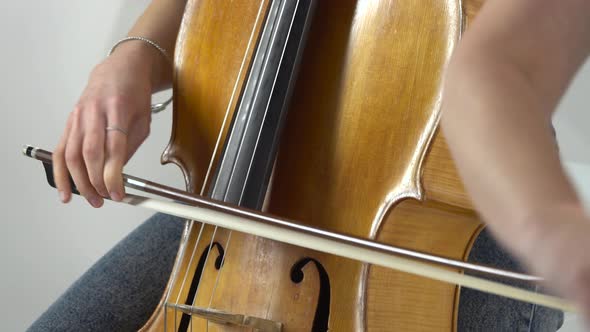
108;39;171;92
513;202;585;258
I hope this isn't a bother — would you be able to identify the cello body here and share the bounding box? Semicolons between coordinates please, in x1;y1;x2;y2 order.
141;0;487;331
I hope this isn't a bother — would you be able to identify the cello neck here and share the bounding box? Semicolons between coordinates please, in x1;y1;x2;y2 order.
208;0;317;209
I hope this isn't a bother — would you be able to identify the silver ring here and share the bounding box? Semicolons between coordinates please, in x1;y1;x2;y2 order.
106;126;128;136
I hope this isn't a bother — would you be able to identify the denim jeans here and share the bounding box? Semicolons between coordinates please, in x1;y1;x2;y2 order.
28;214;563;331
457;229;563;331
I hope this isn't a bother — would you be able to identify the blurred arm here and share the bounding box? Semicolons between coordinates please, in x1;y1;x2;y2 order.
441;0;590;254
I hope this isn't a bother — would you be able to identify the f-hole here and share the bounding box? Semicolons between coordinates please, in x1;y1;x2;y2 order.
290;257;331;332
178;242;225;332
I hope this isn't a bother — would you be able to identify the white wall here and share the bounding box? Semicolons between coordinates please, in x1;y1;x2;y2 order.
0;2;183;331
554;57;590;332
555;60;590;166
0;2;588;331
559;162;590;331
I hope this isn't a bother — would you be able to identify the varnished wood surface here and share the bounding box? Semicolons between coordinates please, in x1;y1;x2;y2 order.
141;0;272;330
422;131;474;210
367;200;482;331
421;0;485;211
269;1;464;330
464;0;486;25
143;0;489;331
162;0;271;194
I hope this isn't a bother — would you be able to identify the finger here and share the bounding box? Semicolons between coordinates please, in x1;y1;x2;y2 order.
125;118;150;163
104;130;128;201
104;110;129;202
65;123;104;208
83;110;109;197
53;115;74;203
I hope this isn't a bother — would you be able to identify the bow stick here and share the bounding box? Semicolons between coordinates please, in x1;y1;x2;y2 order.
23;145;577;312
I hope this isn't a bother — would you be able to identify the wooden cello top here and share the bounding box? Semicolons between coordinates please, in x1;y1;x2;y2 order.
145;0;496;330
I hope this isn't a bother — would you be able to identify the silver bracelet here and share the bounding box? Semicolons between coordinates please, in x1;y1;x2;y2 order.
108;36;173;114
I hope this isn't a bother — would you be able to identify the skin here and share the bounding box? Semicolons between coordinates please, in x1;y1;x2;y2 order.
52;0;186;207
54;0;590;321
442;0;590;318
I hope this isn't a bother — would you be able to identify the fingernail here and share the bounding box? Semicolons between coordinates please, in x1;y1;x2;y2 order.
59;191;68;203
110;191;122;202
89;197;103;208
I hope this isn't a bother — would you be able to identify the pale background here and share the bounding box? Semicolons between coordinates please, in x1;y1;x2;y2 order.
0;1;588;331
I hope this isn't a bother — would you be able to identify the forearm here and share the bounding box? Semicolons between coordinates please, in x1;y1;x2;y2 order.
442;58;580;255
441;0;590;256
110;0;187;91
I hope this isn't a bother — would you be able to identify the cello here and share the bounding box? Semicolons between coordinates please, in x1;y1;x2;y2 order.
24;0;573;330
149;0;507;330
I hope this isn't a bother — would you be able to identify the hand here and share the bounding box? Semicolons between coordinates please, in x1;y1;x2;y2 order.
516;203;590;319
52;42;159;207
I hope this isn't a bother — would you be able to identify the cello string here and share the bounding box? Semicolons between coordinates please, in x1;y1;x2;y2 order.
174;223;205;305
206;0;300;311
190;226;219;306
171;0;267;323
207;231;232;308
174;222;206;332
121;193;576;313
166;222;205;329
197;0;266;198
193;1;276;316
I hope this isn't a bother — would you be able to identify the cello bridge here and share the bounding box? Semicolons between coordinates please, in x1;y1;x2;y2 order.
166;303;283;332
